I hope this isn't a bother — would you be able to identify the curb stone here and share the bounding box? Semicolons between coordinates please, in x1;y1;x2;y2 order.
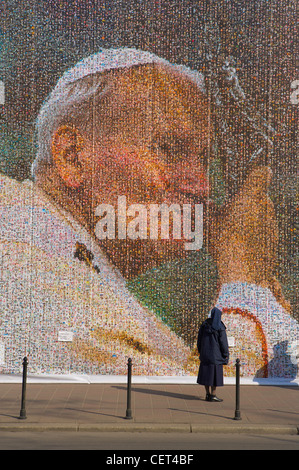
0;422;298;434
190;424;299;434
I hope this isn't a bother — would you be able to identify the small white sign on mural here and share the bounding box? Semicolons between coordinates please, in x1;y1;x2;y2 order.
0;342;5;365
58;331;74;342
228;336;235;347
0;81;5;105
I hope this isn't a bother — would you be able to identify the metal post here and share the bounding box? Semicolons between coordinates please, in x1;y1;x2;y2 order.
125;357;133;419
234;358;241;420
19;356;28;419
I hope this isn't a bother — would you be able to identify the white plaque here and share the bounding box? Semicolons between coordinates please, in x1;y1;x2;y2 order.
228;336;235;347
0;81;4;105
58;331;74;342
0;342;5;365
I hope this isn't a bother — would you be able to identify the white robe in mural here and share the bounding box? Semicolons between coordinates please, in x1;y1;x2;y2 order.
0;175;192;377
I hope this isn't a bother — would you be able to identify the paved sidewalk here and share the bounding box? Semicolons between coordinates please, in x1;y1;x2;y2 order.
0;382;298;434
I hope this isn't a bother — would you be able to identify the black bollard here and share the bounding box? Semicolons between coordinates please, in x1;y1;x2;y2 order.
234;358;241;420
19;356;28;420
125;357;133;420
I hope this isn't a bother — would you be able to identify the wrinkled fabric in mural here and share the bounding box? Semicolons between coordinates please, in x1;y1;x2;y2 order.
0;1;298;380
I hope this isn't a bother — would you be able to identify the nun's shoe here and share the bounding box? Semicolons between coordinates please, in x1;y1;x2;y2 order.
209;395;223;402
205;393;211;401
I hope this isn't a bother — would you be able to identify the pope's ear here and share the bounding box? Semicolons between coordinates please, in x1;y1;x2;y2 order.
51;125;84;188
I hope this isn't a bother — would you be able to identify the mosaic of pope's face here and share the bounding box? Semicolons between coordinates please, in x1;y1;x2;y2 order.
35;63;211;278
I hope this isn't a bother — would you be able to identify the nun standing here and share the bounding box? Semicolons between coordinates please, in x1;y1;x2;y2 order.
197;307;229;402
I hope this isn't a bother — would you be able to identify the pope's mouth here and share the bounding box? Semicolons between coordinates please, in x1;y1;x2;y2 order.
178;184;208;197
163;183;208;205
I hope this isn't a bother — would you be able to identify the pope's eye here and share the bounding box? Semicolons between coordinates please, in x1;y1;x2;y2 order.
153;135;189;164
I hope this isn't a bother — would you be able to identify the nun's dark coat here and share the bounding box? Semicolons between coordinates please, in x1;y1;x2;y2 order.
197;309;229;366
197;308;229;387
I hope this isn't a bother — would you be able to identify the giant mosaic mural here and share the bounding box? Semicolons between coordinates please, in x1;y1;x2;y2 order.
0;1;298;380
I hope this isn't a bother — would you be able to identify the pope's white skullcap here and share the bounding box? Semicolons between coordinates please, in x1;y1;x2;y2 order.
59;48;168;86
54;47;204;93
